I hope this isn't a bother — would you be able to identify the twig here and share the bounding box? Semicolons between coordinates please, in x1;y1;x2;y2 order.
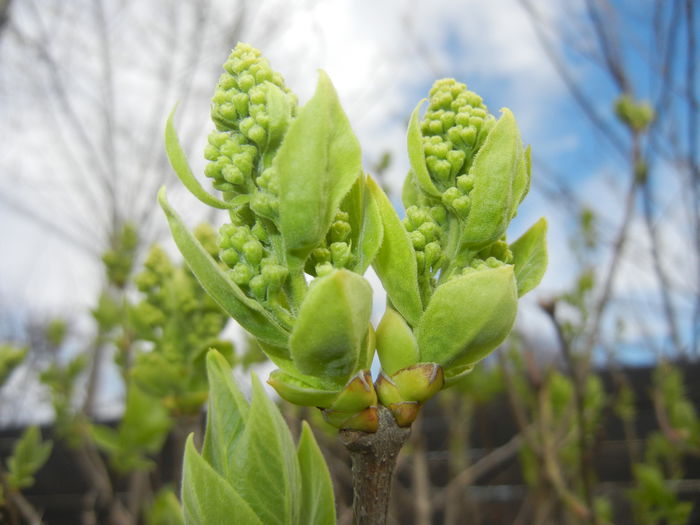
340;406;411;525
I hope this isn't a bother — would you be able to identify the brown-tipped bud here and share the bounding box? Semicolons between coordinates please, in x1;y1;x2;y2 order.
386;401;421;428
322;406;379;433
391;363;444;403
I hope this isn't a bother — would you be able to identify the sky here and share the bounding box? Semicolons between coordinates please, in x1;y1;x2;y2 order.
0;0;697;421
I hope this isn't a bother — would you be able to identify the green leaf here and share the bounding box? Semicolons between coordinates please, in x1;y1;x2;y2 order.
159;187;289;347
461;109;521;248
416;266;518;368
401;171;423;210
145;488;185;525
509;217;548;297
267;369;340;408
510;143;529;217
407;100;441;197
6;426;53;490
230;375;302;525
265;83;294;152
297;422;336;525
290;269;372;379
165;106;234;210
182;435;262;525
201;350;250;478
341;174;384;274
368;176;423;326
376;307;419;375
276;70;362;263
0;345;27;386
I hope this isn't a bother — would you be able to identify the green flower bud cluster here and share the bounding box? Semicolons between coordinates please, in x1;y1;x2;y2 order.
371;78;548;426
102;223;139;289
131;229;233;415
421;79;495;190
218;221;288;303
204;44;296;202
306;210;356;277
162;44;383;431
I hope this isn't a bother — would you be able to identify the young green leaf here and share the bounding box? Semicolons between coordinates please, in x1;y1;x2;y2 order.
230;375;302;525
368;176;423;326
340;175;384;274
6;426;53;491
201;351;250;478
145;488;185;525
276;70;362;262
182;435;262;525
265;83;295;152
461;109;520;248
407;100;441;197
401;171;423;210
376;307;420;376
416;266;518;368
267;368;341;407
165;106;234;210
296;422;336;525
159;187;289;347
290;269;372;380
509;217;548;297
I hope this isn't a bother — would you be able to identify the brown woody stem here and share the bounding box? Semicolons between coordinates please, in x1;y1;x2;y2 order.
340;406;410;525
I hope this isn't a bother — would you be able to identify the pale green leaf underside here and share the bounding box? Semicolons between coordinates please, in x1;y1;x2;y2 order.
368;177;423;326
230;375;301;525
290;269;372;380
407;99;441;197
461;108;520;248
158;188;289;348
182;436;262;525
165;106;234;210
416;266;518;367
509;217;548;297
202;351;250;479
277;70;362;262
297;422;337;525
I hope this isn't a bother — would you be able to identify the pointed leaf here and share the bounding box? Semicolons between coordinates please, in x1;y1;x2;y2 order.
297;422;336;525
368;177;423;326
290;269;372;379
341;174;384;274
6;426;52;490
461;109;521;248
509;217;548;297
165;106;234;210
407;100;441;197
159;187;289;347
267;368;340;408
182;436;262;525
376;307;419;375
277;70;362;262
230;375;301;525
417;266;518;367
265;83;294;152
201;350;250;478
401;171;423;210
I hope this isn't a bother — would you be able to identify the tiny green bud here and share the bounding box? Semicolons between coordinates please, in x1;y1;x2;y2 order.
330;220;352;243
330;241;352;268
249;274;267;299
220;248;240;267
230;263;254;286
261;264;288;291
243;239;263;265
409;230;426;250
424;241;442;268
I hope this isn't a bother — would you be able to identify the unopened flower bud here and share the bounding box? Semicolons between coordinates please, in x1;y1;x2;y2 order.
243;239;263;265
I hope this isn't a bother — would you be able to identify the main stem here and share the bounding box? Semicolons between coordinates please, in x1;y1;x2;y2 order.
340;406;411;525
